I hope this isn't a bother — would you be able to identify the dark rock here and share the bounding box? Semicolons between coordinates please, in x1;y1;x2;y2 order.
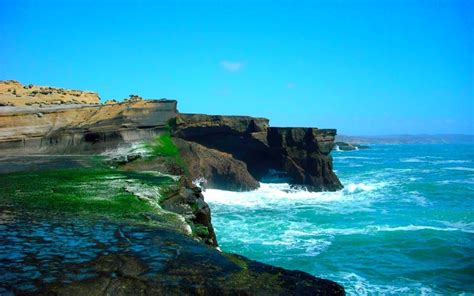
174;114;343;192
174;138;260;191
47;241;344;296
160;177;218;247
335;142;370;151
335;142;357;151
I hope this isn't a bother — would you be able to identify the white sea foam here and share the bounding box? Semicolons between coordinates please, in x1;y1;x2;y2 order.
203;183;346;208
336;156;375;160
372;224;471;233
400;157;426;163
400;157;471;166
432;160;471;164
443;167;474;172
281;224;473;237
440;221;474;234
331;272;435;296
203;181;387;209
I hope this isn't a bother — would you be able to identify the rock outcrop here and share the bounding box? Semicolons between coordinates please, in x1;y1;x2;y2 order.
174;114;343;191
335;141;369;151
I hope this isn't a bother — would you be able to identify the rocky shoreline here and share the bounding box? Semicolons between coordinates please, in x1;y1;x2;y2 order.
0;80;345;295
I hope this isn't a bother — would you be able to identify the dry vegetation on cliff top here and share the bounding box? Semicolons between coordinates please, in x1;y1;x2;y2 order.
0;80;100;106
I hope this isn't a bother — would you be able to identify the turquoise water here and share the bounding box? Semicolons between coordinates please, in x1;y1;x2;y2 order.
204;144;474;295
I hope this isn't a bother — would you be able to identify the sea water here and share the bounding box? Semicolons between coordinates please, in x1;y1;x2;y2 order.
204;144;474;295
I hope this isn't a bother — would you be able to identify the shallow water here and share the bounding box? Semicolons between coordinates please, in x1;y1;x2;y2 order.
204;144;474;294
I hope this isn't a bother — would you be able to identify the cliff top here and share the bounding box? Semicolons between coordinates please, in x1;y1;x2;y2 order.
0;80;100;106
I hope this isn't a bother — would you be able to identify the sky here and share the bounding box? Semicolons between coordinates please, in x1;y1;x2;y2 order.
0;0;473;135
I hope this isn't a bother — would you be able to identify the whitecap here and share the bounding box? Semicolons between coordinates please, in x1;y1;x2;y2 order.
432;160;472;164
329;272;435;296
335;156;375;160
281;223;473;237
204;181;386;209
400;158;425;163
443;167;474;172
371;224;473;234
439;221;474;234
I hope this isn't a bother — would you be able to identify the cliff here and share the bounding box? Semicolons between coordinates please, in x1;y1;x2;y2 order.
0;82;342;192
0;99;176;154
0;81;344;294
174;114;342;191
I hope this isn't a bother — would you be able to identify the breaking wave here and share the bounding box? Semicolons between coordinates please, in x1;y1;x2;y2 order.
203;181;388;209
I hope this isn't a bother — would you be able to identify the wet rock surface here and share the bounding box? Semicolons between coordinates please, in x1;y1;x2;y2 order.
0;209;344;296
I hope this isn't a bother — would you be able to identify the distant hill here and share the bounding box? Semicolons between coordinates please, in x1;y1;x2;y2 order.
336;134;474;144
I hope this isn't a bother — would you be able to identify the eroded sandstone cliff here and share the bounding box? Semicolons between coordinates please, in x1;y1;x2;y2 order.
0;81;342;192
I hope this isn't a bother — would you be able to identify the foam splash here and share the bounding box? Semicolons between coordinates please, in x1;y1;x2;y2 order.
331;272;435;296
203;182;385;208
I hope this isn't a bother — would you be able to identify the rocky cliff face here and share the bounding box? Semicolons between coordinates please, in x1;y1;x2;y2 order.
0;99;177;154
174;114;343;191
0;93;342;191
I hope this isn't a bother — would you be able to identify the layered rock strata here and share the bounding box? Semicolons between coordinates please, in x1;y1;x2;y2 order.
0;100;177;154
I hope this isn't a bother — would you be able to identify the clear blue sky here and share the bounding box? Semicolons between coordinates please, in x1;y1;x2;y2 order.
1;0;472;135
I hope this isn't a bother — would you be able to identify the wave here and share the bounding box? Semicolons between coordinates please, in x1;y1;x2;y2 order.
373;225;474;233
432;160;471;164
283;224;474;237
400;158;472;165
203;182;387;208
335;156;376;160
443;167;474;172
440;221;474;234
400;157;426;163
331;272;436;295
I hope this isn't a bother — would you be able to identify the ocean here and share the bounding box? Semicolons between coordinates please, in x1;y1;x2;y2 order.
204;144;474;295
